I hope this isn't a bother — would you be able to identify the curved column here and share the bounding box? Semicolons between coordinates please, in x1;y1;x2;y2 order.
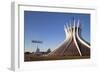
76;20;90;49
73;20;82;56
60;23;73;56
48;23;73;56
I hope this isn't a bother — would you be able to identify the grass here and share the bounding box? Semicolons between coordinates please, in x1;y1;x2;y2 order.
24;55;90;62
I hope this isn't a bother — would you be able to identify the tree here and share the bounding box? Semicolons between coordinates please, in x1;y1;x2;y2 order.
47;48;51;53
24;52;31;54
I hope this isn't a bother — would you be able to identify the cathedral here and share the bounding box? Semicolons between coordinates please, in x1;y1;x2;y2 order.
48;19;90;56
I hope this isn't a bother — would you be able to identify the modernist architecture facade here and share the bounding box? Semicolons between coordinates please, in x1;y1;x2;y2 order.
48;19;90;56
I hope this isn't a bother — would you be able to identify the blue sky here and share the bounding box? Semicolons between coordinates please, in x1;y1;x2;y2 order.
24;11;90;52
